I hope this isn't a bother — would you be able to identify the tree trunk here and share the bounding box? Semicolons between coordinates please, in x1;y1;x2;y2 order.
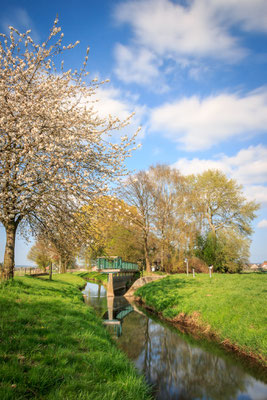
161;243;164;271
60;258;67;273
58;257;62;273
3;221;17;280
144;233;151;273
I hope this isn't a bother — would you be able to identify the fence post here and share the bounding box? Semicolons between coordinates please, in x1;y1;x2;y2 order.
49;262;52;281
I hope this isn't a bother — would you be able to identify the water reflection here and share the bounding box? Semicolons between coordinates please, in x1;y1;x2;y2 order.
119;313;267;400
83;282;133;337
83;281;107;315
101;297;134;337
83;282;267;400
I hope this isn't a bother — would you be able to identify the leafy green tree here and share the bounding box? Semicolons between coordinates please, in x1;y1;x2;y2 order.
195;230;250;272
195;170;259;236
105;224;143;263
195;232;223;271
191;170;259;272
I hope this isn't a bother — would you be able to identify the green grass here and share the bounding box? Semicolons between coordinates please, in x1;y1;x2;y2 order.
0;274;151;400
135;273;267;364
77;271;108;284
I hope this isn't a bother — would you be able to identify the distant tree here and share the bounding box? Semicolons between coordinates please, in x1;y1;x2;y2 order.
0;21;138;279
27;240;52;271
149;164;185;271
192;170;259;272
105;223;143;263
195;230;250;273
27;202;86;273
81;196;144;265
120;172;154;272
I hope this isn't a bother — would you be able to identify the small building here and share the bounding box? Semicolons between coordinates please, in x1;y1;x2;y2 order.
261;261;267;271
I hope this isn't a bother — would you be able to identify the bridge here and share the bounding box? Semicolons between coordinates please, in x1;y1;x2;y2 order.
97;257;139;297
97;257;138;271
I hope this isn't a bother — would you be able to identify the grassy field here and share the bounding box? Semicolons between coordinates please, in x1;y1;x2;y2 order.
135;273;267;365
0;274;151;400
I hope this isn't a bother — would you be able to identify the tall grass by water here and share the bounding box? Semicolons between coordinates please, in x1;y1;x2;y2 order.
135;273;267;365
0;274;151;400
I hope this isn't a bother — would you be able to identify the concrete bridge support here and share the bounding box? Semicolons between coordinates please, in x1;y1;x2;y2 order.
106;271;138;297
107;273;114;298
107;296;114;320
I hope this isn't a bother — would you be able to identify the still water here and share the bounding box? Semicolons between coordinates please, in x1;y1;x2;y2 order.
83;282;267;400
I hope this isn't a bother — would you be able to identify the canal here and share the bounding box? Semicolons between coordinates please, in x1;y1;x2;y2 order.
83;281;267;400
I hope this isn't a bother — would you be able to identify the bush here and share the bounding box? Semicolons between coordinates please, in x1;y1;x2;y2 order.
189;256;208;273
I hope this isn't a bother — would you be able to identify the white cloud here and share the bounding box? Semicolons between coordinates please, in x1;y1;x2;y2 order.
207;0;267;33
243;185;267;207
172;144;267;184
90;84;147;139
113;0;267;85
172;145;267;206
149;88;267;151
172;157;230;176
115;0;246;60
226;146;267;185
257;219;267;228
92;86;133;120
114;44;162;85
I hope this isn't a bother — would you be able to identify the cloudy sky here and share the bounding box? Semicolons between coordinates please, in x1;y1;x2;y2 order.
0;0;267;263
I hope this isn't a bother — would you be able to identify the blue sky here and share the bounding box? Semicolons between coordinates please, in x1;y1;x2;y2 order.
0;0;267;264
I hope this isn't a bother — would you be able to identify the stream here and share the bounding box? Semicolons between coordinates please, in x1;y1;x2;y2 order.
82;281;267;400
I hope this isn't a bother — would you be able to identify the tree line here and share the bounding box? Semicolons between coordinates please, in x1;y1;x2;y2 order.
29;165;259;274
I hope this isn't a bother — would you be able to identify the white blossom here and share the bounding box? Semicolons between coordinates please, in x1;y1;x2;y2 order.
0;21;138;278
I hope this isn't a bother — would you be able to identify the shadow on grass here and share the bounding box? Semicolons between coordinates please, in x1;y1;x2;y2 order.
0;277;152;400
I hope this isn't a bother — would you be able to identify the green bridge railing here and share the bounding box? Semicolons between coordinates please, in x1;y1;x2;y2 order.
97;257;138;271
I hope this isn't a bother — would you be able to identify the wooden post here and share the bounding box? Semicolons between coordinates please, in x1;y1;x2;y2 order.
107;273;114;297
185;258;189;276
49;262;52;281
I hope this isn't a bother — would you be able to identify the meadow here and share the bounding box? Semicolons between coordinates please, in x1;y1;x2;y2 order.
135;273;267;366
0;274;151;400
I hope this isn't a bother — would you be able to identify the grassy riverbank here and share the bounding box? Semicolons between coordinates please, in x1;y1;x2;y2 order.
77;271;108;284
0;274;151;400
135;273;267;367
